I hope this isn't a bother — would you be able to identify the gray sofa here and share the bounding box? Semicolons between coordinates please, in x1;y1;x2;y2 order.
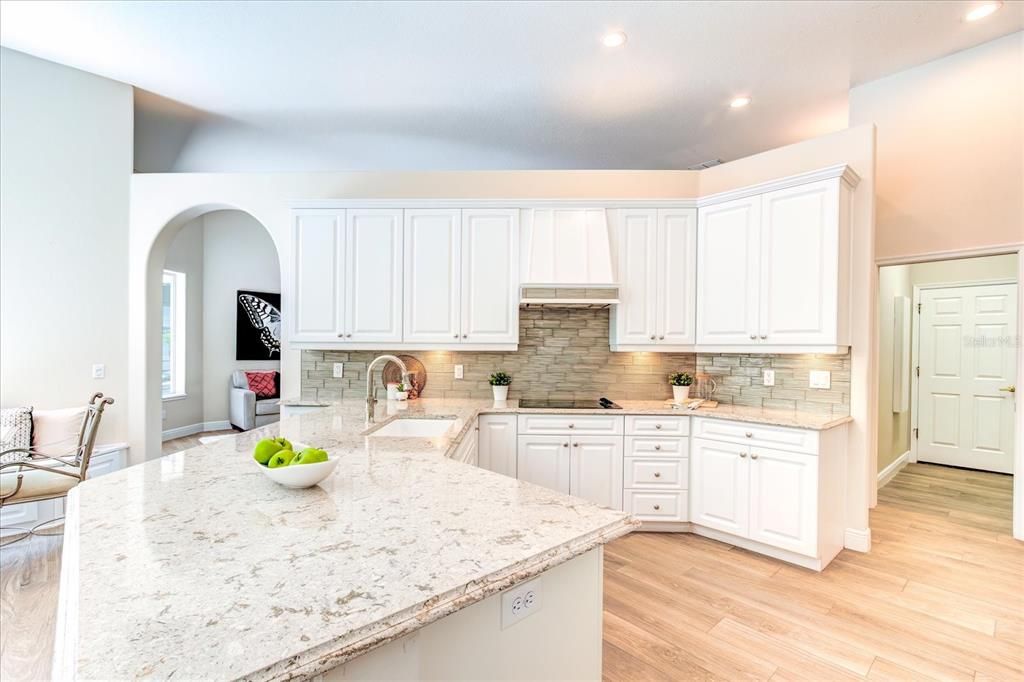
229;370;280;431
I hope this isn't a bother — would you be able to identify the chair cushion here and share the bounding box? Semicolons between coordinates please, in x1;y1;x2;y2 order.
1;463;79;503
246;371;277;398
255;400;280;416
33;406;86;452
0;407;33;463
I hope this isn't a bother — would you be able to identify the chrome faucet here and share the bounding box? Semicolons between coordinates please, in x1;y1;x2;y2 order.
365;355;409;423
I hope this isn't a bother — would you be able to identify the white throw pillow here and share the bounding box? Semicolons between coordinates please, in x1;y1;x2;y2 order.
32;406;87;454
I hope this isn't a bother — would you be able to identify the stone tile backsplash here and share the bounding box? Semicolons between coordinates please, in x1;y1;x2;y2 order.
298;307;851;416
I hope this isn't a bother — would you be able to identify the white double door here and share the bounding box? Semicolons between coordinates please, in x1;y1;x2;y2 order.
516;435;623;509
917;283;1017;473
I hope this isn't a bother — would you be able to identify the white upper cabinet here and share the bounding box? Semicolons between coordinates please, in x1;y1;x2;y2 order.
759;181;840;345
612;207;697;349
291;210;345;344
696;197;761;346
696;174;854;352
403;209;462;343
345;209;404;343
461;209;519;344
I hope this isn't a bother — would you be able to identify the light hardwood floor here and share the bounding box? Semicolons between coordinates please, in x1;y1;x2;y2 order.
1;463;1020;681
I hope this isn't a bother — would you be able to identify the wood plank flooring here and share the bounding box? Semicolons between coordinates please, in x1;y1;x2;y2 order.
604;463;1022;681
0;462;1019;681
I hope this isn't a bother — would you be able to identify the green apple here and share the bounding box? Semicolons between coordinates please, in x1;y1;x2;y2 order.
267;449;296;468
253;437;292;465
292;447;328;465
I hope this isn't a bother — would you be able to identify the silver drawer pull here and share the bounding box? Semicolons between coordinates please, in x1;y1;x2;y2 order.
740;452;748;458
563;443;569;448
653;472;661;478
745;432;752;438
654;444;661;451
568;423;574;429
573;442;580;448
760;335;767;340
653;504;661;511
749;334;757;340
751;453;759;460
655;424;662;430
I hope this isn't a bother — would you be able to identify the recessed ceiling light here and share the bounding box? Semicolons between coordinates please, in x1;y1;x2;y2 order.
965;2;1002;21
601;31;627;48
730;96;751;109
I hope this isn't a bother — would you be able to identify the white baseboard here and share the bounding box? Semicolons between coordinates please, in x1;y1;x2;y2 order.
162;421;232;441
877;450;910;489
844;527;871;552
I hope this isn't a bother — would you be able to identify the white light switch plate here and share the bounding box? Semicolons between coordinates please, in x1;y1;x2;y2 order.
92;364;105;379
454;364;464;379
332;363;344;378
762;369;775;387
809;370;831;389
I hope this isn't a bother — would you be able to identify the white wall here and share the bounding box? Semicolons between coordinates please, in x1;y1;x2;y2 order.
162;219;205;432
201;210;281;424
0;48;133;443
850;32;1024;261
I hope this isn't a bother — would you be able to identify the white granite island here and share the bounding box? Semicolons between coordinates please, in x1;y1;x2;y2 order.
54;400;637;681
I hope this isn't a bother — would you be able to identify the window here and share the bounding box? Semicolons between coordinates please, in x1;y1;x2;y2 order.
161;270;187;398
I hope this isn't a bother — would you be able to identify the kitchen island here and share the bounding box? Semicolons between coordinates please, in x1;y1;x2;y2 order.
53;399;637;680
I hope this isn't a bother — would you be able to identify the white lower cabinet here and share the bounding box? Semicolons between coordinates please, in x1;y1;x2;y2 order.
516;435;571;495
690;438;750;536
477;414;517;477
748;445;818;556
570;435;623;510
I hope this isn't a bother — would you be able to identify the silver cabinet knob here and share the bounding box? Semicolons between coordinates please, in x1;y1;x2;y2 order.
573;442;580;448
454;334;459;338
562;442;569;448
346;333;353;338
654;472;661;478
740;452;748;458
760;335;767;340
749;334;757;340
659;335;665;340
655;424;662;430
745;432;752;438
462;334;468;338
653;504;661;511
751;453;759;460
654;444;661;451
568;423;574;429
650;335;656;340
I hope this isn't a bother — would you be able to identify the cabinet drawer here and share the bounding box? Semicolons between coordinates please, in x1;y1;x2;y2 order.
624;490;688;522
517;413;623;436
625;436;689;458
625;457;688;489
625;415;689;436
691;417;819;455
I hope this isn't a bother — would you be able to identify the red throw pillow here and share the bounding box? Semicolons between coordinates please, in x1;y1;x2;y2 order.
246;371;277;398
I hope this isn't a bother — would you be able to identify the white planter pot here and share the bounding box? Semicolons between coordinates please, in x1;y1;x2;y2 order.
492;385;509;401
672;385;690;404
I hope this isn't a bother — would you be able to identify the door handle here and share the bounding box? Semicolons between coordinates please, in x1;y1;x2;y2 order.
998;385;1016;393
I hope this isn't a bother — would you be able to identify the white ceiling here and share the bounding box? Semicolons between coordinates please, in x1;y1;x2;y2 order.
2;1;1022;171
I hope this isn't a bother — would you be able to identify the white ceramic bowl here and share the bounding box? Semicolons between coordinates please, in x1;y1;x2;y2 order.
255;453;339;489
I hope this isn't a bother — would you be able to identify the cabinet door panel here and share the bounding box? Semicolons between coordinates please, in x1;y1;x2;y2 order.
696;197;760;345
404;209;461;343
462;209;518;343
614;209;658;345
292;210;344;342
478;414;518;477
570;435;624;510
516;436;570;494
749;445;818;556
690;437;749;536
657;208;697;344
345;209;403;343
760;180;839;345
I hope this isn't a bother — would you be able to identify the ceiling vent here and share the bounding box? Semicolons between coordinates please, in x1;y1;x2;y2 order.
686;158;723;170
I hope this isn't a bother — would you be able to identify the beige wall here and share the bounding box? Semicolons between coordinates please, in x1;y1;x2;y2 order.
876;253;1019;473
850;32;1023;261
0;48;133;443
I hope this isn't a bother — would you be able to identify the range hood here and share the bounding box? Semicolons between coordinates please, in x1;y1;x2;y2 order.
519;208;619;308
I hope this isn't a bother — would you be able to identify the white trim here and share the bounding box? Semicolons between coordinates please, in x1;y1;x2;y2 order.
691;525;827;571
696;164;860;208
290;198;700;209
161;393;188;402
843;527;871;552
876;242;1024;267
877;450;909;488
204;420;232;432
288;341;519;352
93;442;129;456
162;421;233;441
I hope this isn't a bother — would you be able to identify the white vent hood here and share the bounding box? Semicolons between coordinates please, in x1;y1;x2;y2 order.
519;208;619;307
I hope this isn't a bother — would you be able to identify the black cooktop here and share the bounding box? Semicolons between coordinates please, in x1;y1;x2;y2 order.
518;397;622;410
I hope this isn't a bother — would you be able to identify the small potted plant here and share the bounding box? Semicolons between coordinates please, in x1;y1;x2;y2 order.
395;382;409;401
669;372;693;404
489;371;512;401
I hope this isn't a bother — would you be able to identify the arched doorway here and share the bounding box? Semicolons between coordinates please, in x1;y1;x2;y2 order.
132;204;283;463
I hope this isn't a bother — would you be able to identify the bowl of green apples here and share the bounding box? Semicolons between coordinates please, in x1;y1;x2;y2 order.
252;437;338;489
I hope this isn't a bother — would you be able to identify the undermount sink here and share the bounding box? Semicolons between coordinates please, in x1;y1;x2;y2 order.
371;418;457;438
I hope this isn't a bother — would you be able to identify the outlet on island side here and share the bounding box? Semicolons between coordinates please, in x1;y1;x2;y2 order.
501;576;542;629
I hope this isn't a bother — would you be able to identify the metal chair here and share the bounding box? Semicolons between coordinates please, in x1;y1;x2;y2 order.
0;393;114;545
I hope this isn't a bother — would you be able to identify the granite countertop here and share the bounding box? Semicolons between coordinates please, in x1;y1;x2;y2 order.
59;399;637;681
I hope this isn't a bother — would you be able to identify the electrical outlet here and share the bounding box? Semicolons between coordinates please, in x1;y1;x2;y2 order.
454;364;464;380
501;577;542;629
92;364;105;379
332;363;344;379
762;369;775;387
809;370;832;389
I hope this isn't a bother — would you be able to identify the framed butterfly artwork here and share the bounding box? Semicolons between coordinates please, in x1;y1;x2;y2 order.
236;290;282;360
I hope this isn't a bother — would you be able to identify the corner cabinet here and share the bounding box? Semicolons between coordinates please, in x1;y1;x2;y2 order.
288;206;518;350
611;208;697;351
696;173;856;353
